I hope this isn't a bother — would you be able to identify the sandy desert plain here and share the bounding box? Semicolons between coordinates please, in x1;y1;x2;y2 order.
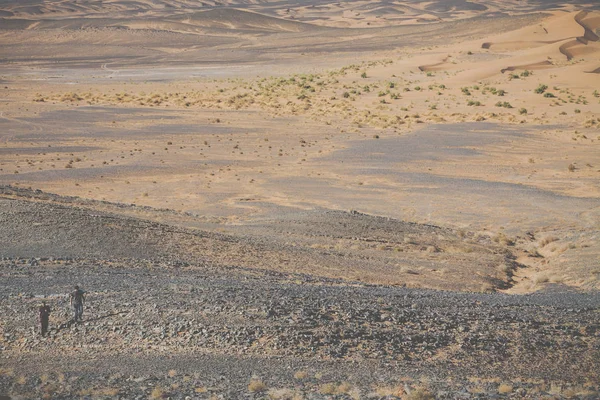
1;0;600;399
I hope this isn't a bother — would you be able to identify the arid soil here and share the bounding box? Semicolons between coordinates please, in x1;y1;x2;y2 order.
1;0;600;398
1;189;599;398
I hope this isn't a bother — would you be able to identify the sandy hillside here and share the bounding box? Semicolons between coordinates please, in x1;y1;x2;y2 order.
1;1;599;293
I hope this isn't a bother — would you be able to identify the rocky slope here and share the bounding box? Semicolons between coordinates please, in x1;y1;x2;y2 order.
1;188;599;399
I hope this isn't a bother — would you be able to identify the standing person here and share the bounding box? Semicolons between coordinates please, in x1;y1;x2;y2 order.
38;301;51;336
70;285;86;322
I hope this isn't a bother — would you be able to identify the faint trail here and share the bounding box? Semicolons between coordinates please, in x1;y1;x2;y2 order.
0;111;45;143
101;62;119;78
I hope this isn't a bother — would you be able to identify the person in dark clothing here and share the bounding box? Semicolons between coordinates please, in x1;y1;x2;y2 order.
39;301;51;336
69;285;86;322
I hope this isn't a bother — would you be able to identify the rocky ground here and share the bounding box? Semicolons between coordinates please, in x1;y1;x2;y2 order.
1;188;599;399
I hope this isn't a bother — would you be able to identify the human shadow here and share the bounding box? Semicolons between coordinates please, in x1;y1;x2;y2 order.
53;311;128;334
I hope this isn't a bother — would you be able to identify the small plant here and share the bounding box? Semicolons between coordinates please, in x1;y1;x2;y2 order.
543;92;555;98
568;163;576;172
360;72;367;78
520;70;531;77
498;383;513;394
150;386;167;399
461;87;471;95
294;371;308;380
574;109;581;113
467;100;482;106
248;379;267;393
519;108;527;115
496;89;506;96
414;86;421;91
320;383;337;395
535;84;548;94
495;101;513;108
342;92;350;98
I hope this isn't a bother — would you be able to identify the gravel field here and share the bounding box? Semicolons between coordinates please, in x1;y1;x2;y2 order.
1;187;599;399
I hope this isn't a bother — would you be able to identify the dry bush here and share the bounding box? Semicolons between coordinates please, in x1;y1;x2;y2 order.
406;387;435;400
498;383;513;394
373;385;404;397
248;379;268;393
150;385;167;399
492;233;514;246
337;382;353;394
267;388;303;399
293;370;308;380
319;383;337;395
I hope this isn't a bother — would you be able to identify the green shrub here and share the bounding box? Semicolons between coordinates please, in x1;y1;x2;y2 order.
535;84;548;94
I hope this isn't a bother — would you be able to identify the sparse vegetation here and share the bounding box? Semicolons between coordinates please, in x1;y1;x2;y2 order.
535;84;548;94
248;379;268;393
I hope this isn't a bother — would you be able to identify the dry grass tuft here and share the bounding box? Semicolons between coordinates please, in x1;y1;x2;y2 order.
319;383;337;395
267;387;303;399
150;385;167;399
248;378;268;393
406;387;435;400
293;370;308;380
498;383;513;394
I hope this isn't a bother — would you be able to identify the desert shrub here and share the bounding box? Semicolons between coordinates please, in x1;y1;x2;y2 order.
519;108;528;115
535;84;548;94
248;379;267;393
407;388;435;400
360;72;367;78
568;163;576;172
150;386;167;399
543;92;555;98
498;383;513;394
319;383;337;395
293;370;308;380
